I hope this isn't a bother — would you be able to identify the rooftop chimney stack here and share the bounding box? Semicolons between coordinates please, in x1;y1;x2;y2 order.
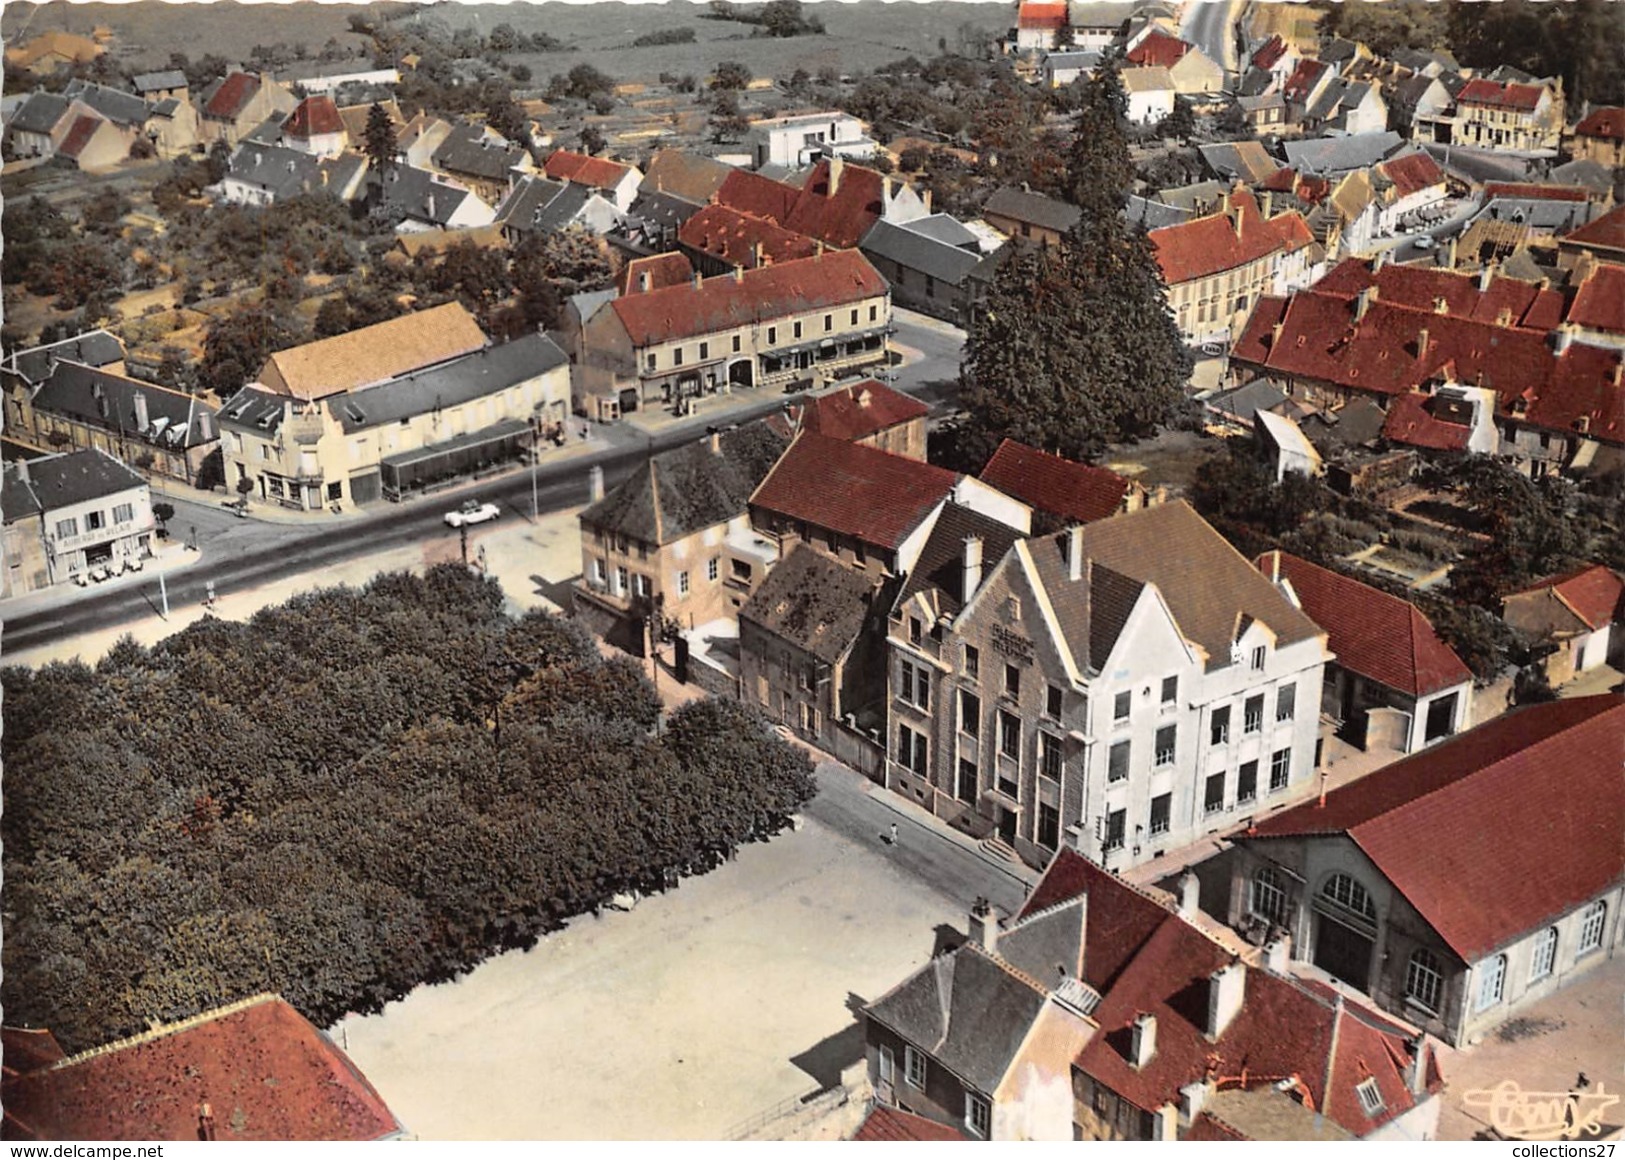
1355;285;1377;322
969;896;998;954
1179;1081;1211;1125
133;391;150;432
732;263;744;284
1177;870;1200;919
588;464;605;502
1553;322;1576;354
693;270;704;290
1478;261;1496;293
198;410;213;441
1417;327;1430;359
1264;933;1291;974
1206;960;1246;1040
1405;1035;1429;1096
1068;524;1084;582
962;534;984;600
1131;1013;1157;1069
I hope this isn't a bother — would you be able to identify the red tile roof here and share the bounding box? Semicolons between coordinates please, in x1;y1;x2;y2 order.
607;249;886;347
1150;189;1314;287
283;94;345;138
1;996;401;1141
1248;695;1625;960
782;158;888;250
1231;288;1625;444
616;251;694;296
1016;1;1068;31
678;203;820;268
1569;262;1625;334
980;439;1133;525
203;71;260;120
716;166;799;224
1283;59;1330;103
1127;30;1193;69
1562;204;1625;255
1257;550;1472;697
1458;78;1545;111
1377;151;1445;199
1380;391;1472;451
751;431;958;550
1483;181;1590;203
853;1106;968;1140
1312;257;1566;331
1509;564;1625;631
1575;105;1625;142
1252;35;1288;71
58;114;103;159
799;378;928;442
543;148;633;191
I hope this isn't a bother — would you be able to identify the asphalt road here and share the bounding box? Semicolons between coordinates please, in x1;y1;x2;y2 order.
2;314;967;655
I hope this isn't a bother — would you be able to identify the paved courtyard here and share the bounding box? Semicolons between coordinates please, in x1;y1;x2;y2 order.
331;813;965;1140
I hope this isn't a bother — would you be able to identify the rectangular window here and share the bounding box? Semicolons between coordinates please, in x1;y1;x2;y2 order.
1276;683;1296;722
960;689;980;737
732;334;742;353
793;321;803;340
965;1093;990;1139
1114;690;1132;721
964;644;980;678
1578;900;1607;955
904;660;931;710
83;509;105;531
673;347;684;366
615;564;628;594
824;313;833;332
678;570;690;596
1204;772;1225;815
1211;706;1230;746
634;574;652;598
909;616;923;645
851;309;859;325
999;710;1021;760
896;723;928;774
1040;732;1062;781
957;758;978;803
592;558;606;585
1104;808;1126;851
699;341;709;359
869;305;878;322
1046;683;1063;720
904;1045;926;1089
1149;792;1171;835
1270;748;1291;791
768;326;777;344
1038;802;1060;849
1244;695;1264;734
646;352;657;371
1155;725;1176;767
1237;760;1258;804
1252;645;1267;671
1108;740;1130;782
1356;1078;1385;1116
708;557;719;582
1004;663;1020;698
54;517;78;539
1161;675;1178;705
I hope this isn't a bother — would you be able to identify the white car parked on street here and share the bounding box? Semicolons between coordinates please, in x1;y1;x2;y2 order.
444;501;501;528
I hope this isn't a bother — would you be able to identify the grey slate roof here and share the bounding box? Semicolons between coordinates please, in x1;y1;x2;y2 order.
378;164;476;226
739;543;879;664
1550;158;1615;194
432;123;530;183
899;501;1027;616
566;288;617;325
1470;196;1597;236
2;462;44;523
580;420;790;545
996;897;1088;989
11;448;146;513
627;189;705;234
132;70;187;94
897;213;980;249
494;174;567;229
1237;67;1275;98
4;329;125;385
61;80;150;128
1125;195;1193;230
216;386;289;436
1301;397;1388;451
32;362;219;450
329;333;565;434
529;182;599;233
860;218;993;287
223;142;365;202
983;185;1082;234
10;92;70;135
1281;130;1404;176
864;945;1049;1095
1206;378;1288;423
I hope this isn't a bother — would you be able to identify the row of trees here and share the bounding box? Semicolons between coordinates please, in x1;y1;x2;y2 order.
2;567;816;1054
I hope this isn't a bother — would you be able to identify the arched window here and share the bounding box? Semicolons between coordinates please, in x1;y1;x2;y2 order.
1405;949;1444;1013
1530;927;1559;982
1578;901;1607;957
1475;954;1507;1012
1250;866;1288;927
1321;873;1377;921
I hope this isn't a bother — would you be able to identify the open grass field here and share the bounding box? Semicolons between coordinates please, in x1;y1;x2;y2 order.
3;1;1011;85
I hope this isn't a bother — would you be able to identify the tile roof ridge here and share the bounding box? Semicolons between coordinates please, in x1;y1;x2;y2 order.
1003;892;1085;932
646;456;665;544
45;993;282;1071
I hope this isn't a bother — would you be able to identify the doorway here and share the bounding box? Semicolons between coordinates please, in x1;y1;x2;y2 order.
997;807;1017;846
1313;915;1374;990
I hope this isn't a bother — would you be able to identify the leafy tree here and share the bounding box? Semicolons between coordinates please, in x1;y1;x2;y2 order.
199;303;303;397
152;502;176;533
1158;96;1196;143
761;0;823;37
579;124;607;155
362;101;396;178
566;63;617;99
712;60;752;91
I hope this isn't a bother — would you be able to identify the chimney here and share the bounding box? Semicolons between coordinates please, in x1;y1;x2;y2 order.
638;270;651;293
1067;524;1084;582
732;263;744;284
1495;306;1513;327
692;270;703;290
133;391;149;432
1416;327;1430;359
1265;933;1291;974
1374;245;1389;271
1260;189;1273;217
969;896;998;953
1177;870;1200;918
1404;1036;1429;1096
1433;295;1449;315
426;192;436;220
1553;322;1575;354
1355;284;1377;321
1478;261;1495;292
1130;1013;1157;1069
752;240;763;268
1446;233;1458;267
962;535;984;600
198;410;213;441
1269;548;1281;583
1179;1081;1210;1125
922;187;932;213
1206;960;1246;1040
827;155;844;197
15;459;29;484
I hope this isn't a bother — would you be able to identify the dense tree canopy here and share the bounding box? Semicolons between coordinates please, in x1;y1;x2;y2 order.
3;568;815;1053
942;62;1187;469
